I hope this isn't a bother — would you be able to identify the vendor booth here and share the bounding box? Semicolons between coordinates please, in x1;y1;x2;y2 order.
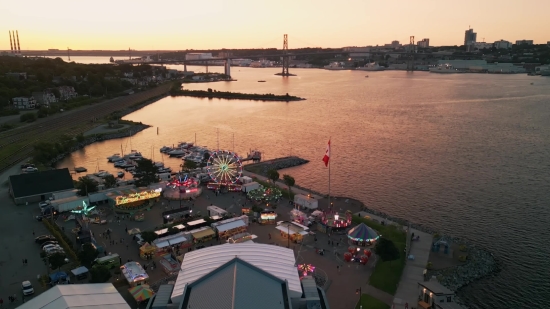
290;209;311;226
276;221;309;244
162;207;192;224
227;232;257;244
71;266;89;280
207;205;227;217
240;176;253;184
259;210;277;224
158;254;180;275
347;223;380;246
212;217;248;240
107;187;161;214
129;284;154;304
121;261;149;287
153;231;192;256
187;218;208;229
139;243;156;260
294;194;318;210
190;226;215;244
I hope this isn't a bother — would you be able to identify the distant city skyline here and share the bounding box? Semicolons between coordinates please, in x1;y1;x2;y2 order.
2;0;550;50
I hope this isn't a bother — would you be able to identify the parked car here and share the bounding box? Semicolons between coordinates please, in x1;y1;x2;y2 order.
35;235;55;244
22;281;34;295
43;244;63;251
41;241;59;249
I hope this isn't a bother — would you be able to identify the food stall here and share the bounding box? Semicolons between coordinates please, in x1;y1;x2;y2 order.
259;210;277;225
107;188;162;214
212;217;248;240
153;232;192;256
276;221;309;244
158;254;180;275
187;218;208;230
139;243;156;260
207;205;227;218
120;261;149;287
227;232;257;244
190;226;215;244
290;209;310;226
293;194;318;210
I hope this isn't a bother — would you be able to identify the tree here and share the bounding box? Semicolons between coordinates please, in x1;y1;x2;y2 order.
183;159;198;171
90;265;111;283
203;152;211;161
75;176;98;196
267;169;280;183
374;237;400;265
103;174;117;189
283;174;295;194
134;158;158;187
78;243;99;267
48;252;67;271
140;231;158;244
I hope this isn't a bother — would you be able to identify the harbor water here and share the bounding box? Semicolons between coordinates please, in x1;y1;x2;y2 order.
57;57;550;308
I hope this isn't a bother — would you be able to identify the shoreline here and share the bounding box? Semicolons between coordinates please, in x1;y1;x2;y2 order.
244;159;499;300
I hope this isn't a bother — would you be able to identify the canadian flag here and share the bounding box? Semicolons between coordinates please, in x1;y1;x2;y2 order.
322;139;330;167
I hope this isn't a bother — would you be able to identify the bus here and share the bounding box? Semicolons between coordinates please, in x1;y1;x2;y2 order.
93;253;120;269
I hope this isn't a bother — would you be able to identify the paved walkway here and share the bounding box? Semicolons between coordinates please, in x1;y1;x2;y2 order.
392;229;433;309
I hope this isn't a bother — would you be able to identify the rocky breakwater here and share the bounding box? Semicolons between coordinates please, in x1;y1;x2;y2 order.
244;156;309;176
355;202;500;293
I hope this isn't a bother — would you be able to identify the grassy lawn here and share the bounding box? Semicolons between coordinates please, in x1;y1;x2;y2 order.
251;177;296;200
352;215;407;295
355;294;391;309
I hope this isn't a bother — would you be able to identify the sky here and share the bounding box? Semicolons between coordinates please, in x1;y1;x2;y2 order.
2;0;550;50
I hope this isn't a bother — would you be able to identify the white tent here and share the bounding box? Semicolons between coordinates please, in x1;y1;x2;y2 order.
170;243;301;304
17;283;130;309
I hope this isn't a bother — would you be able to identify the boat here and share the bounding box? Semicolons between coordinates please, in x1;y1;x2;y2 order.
324;62;347;70
154;162;164;168
168;148;187;156
94;170;110;178
107;154;122;162
160;146;172;153
258;80;266;82
429;64;460;73
124;150;143;160
109;57;114;63
356;62;385;71
117;171;124;178
74;167;87;173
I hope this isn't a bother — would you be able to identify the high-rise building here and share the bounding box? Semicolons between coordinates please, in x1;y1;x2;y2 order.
417;38;430;48
494;40;512;49
464;28;477;46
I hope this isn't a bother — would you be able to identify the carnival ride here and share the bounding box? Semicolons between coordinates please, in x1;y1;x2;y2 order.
163;174;202;200
319;210;352;230
247;185;283;203
206;150;243;184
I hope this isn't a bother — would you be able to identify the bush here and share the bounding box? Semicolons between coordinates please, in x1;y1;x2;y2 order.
459;245;467;252
42;219;78;263
458;255;468;262
90;265;112;283
20;112;37;123
427;262;433;270
0;109;19;116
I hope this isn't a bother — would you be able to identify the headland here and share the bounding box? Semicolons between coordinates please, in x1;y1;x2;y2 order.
170;89;305;102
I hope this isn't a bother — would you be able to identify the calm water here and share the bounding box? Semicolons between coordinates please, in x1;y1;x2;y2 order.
59;57;550;308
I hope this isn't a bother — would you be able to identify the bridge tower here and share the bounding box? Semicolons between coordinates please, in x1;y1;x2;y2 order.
224;59;231;77
9;31;14;54
281;34;290;76
406;36;415;72
16;30;21;53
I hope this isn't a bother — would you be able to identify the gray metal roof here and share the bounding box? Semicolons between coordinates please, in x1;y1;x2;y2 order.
419;280;455;295
9;168;74;198
182;258;290;309
152;284;174;309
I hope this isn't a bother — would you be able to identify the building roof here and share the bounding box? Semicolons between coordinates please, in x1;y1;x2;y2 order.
215;219;246;233
419;280;455;295
180;258;290;309
17;283;130;309
9;168;74;199
171;243;301;303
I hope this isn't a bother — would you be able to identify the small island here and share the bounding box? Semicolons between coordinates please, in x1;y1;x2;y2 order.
170;83;305;102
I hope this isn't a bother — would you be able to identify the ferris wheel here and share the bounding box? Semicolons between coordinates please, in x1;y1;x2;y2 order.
206;150;243;184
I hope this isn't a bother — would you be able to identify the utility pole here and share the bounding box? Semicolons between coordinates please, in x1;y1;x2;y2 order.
67;48;70;61
282;34;289;76
217;128;219;151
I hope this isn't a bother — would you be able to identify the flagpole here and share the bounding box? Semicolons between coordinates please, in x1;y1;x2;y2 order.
328;137;331;210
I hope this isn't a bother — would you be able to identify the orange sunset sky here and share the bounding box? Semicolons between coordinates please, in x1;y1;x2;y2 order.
2;0;549;50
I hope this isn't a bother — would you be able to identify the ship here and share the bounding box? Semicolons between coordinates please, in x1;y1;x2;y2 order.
429;64;460;73
109;57;114;63
324;62;347;70
356;62;385;71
